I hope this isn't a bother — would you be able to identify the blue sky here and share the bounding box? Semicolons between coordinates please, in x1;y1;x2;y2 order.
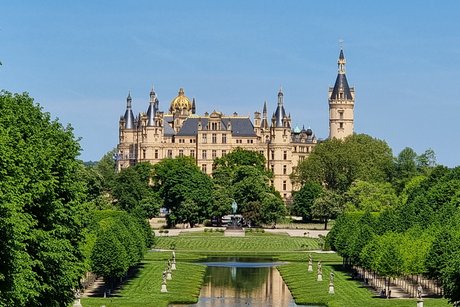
1;1;459;166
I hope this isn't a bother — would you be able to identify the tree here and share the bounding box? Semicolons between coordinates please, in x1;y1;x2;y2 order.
291;182;323;221
210;187;233;226
293;134;394;193
311;189;343;230
94;148;118;191
152;157;213;227
112;162;161;219
260;193;287;226
0;92;87;306
212;147;267;186
344;180;398;212
393;147;418;192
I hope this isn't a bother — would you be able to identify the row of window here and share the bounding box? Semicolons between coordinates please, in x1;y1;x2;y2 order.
202;133;227;144
270;164;290;175
270;150;288;160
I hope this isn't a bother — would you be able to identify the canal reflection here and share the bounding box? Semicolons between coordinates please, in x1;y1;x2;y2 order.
171;257;314;307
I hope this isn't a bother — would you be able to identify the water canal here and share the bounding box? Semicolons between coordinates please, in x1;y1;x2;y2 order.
171;257;321;307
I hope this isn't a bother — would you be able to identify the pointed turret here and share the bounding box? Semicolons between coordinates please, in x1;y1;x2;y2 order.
261;101;268;129
147;86;158;126
191;98;196;114
330;49;353;100
274;88;286;127
124;92;135;129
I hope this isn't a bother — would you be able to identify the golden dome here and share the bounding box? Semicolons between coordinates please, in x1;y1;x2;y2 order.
169;88;192;112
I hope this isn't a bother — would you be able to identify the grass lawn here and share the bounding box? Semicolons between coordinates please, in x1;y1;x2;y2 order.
155;231;320;253
82;232;451;307
278;259;450;307
81;252;205;307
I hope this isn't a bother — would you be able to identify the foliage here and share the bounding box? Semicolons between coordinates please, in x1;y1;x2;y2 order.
89;210;153;287
112;162;162;219
293;134;394;192
344;180;398;212
0;91;88;306
212;147;267;187
211;148;284;226
152;157;213;227
311;189;343;229
291;181;323;221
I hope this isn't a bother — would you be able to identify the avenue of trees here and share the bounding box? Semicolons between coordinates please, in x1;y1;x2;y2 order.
290;133;458;304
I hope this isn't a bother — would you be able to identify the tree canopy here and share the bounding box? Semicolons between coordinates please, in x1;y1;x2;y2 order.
152;157;213;227
293;134;394;192
0;92;88;306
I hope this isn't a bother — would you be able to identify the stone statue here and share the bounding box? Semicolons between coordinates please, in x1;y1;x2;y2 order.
317;261;322;274
330;272;334;284
417;284;423;299
307;254;313;272
231;200;238;214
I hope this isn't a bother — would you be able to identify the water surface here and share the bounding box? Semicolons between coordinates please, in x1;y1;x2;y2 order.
171;257;320;307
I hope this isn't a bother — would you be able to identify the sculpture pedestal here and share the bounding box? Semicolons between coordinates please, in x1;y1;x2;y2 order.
166;272;172;280
72;299;83;307
171;262;176;270
308;264;313;272
417;298;424;307
161;283;168;293
329;283;335;294
317;274;323;282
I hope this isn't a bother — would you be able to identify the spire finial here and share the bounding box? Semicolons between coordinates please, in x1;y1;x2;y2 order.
338;45;346;74
127;91;132;107
339;39;344;50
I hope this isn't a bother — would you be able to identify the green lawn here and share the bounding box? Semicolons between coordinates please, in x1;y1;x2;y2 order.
81;252;205;307
278;259;450;307
82;232;450;307
155;231;320;253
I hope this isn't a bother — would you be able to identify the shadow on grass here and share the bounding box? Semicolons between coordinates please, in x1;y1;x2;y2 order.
86;262;146;298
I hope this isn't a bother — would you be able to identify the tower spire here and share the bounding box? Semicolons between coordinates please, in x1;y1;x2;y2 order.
275;89;286;127
147;86;158;126
124;92;135;129
328;47;355;139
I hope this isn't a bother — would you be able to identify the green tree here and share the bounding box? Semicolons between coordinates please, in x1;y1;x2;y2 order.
210;187;233;226
94;148;118;191
311;189;343;230
112;162;161;219
291;182;323;221
212;147;267;186
260;193;287;226
293;134;394;192
0;91;87;306
152;157;213;227
344;180;398;212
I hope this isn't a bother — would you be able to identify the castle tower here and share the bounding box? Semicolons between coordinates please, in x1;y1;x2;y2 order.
328;49;354;139
147;86;158;126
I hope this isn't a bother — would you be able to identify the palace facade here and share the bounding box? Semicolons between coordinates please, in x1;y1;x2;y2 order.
117;49;355;201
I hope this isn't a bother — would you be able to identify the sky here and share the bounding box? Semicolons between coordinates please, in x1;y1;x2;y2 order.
1;1;460;166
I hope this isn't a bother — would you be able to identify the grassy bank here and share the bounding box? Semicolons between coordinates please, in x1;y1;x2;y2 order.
277;257;450;307
81;252;205;307
155;231;320;252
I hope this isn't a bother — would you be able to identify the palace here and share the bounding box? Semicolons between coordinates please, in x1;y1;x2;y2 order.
117;49;355;201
